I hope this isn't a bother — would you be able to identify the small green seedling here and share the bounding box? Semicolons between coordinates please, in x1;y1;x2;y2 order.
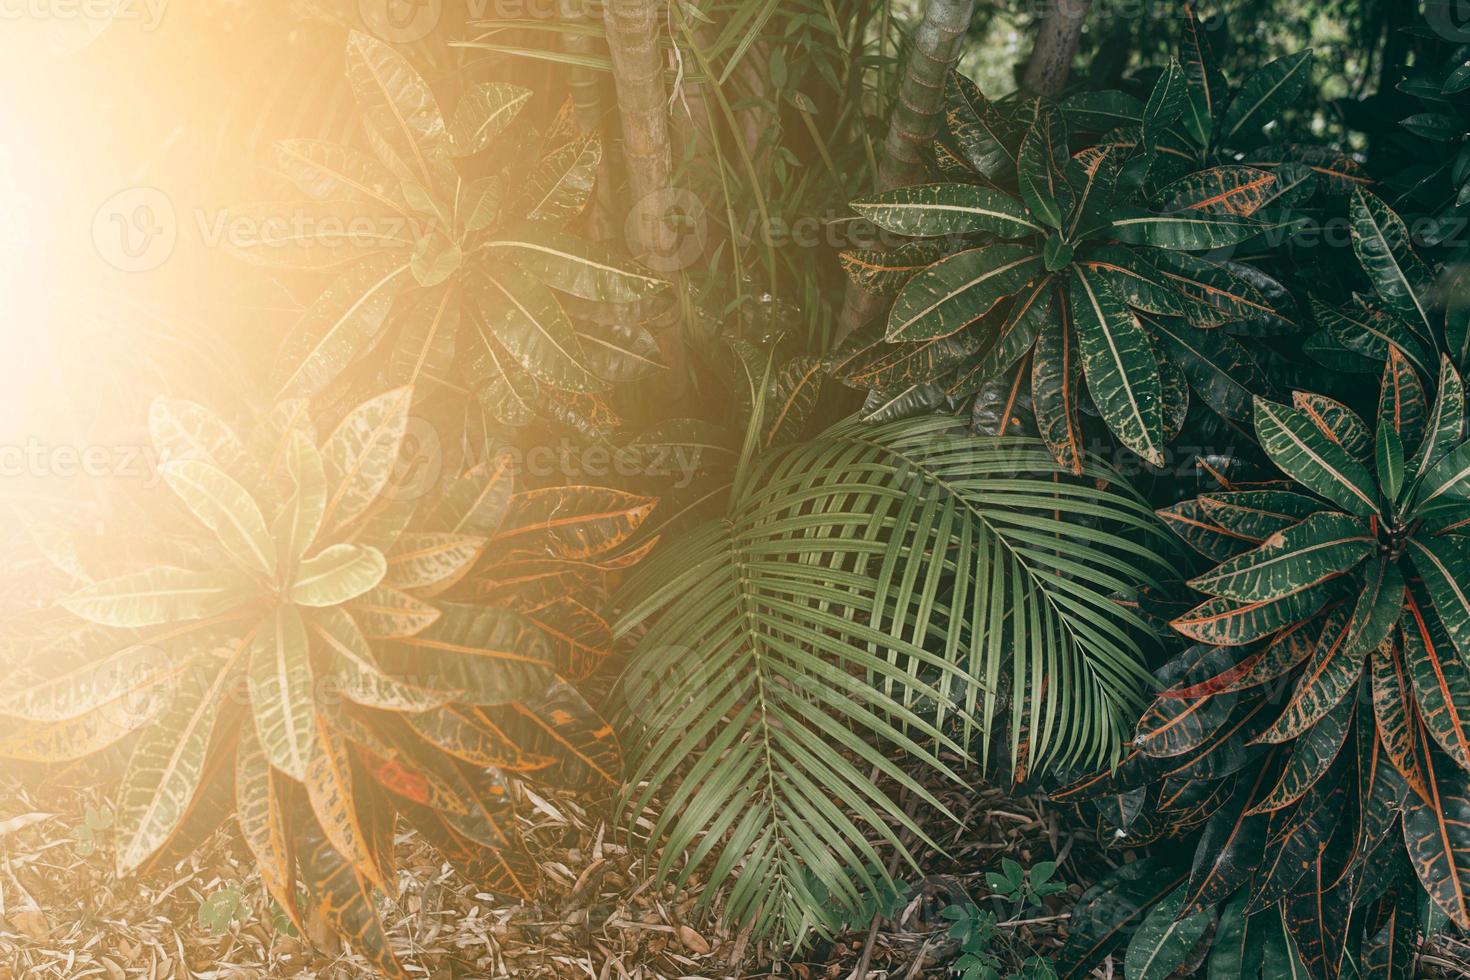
68;805;113;858
985;859;1065;909
198;884;249;936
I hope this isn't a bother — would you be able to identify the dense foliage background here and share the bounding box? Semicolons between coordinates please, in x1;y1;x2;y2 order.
5;0;1470;977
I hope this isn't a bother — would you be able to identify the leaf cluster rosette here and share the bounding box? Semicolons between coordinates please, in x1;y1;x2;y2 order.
1051;352;1470;978
232;31;668;438
0;387;654;976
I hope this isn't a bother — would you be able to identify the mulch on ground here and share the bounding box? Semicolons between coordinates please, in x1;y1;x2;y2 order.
0;758;1097;979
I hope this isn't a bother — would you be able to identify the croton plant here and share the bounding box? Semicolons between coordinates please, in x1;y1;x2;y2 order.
232;31;667;437
835;63;1302;471
1052;352;1470;978
0;387;654;975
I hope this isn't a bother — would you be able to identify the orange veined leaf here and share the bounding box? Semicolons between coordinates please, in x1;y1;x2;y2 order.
236;722;303;933
308;606;456;711
490;487;657;561
1155;166;1277;217
1171;579;1337;646
423;451;516;537
319;385;414;534
1246;685;1355;814
374;602;556;704
1163;618;1316;699
353;740;473;815
1292;392;1372;460
520;597;614;680
344;585;441;639
251;398;315;496
1400;589;1470;772
305;712;389;891
246;606;316;781
399;794;537;901
0;658;185;762
405;704;556;772
484;679;621;790
1253;605;1366;744
134;722;238;876
0;615;245;723
114;648;246;873
1380;345;1428;450
1404;737;1470;929
1370;632;1432;806
296;805;405;978
384;532;486;595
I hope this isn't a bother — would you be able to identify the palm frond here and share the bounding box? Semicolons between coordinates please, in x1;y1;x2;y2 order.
615;413;1173;946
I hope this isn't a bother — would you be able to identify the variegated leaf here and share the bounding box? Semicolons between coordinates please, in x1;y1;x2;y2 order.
247;605;316;781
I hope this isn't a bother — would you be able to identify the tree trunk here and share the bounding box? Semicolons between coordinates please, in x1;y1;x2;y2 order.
601;0;687;392
835;0;975;343
560;0;616;240
602;0;676;256
1021;0;1092;96
878;0;976;188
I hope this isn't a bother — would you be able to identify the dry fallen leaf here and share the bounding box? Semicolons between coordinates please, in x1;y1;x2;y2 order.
678;924;711;955
306;905;342;957
0;812;52;840
8;909;49;941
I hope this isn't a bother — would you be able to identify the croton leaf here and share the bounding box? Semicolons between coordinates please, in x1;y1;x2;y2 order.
1409;357;1466;483
1281;841;1352;980
114;651;241;873
60;567;250;629
1253;397;1380;517
1252;604;1367;745
468;268;603;393
1031;313;1084;474
1155;166;1277;217
1142;59;1189;148
1378;346;1428;457
1249;684;1355;812
320;386;413;534
290;544;388;607
272;254;413;399
345;30;449;188
449;81;531;157
1110;209;1266;250
943;71;1017;179
236;723;302;933
1400;588;1470;771
1293;391;1372;461
1185;511;1372;604
1123;881;1213;980
247;604;317;781
1247;769;1348;912
1056;855;1187;979
306;713;389;891
1350;189;1437;349
1069;264;1165;465
1218;50;1314;147
1018;105;1076;230
1370;635;1433;805
482;226;667;304
1403;749;1470;928
1172;579;1339;646
887;245;1041;341
851;182;1041;239
297;814;404;977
